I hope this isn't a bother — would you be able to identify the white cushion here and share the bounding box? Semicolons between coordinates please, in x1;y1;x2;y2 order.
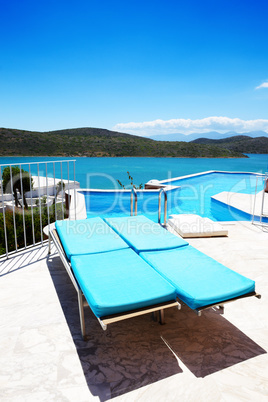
168;214;228;238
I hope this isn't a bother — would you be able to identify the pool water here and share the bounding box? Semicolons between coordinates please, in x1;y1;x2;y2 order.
82;190;164;221
82;171;265;222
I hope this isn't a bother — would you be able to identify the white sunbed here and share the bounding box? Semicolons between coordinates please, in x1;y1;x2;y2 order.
168;214;228;238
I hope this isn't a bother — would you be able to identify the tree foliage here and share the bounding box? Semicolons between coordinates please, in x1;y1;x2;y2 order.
53;181;65;205
0;127;247;157
2;166;34;209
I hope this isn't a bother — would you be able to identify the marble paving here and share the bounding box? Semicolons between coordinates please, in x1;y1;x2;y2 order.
212;190;268;219
0;221;268;401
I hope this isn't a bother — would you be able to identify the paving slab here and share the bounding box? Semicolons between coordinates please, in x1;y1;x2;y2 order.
0;221;267;401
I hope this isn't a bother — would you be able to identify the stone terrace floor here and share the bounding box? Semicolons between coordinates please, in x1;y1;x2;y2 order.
0;221;268;401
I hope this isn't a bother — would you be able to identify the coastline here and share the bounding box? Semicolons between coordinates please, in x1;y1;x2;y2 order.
0;154;248;159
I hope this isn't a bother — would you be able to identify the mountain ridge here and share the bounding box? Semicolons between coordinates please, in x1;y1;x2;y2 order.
191;135;268;153
148;131;268;142
0;127;246;158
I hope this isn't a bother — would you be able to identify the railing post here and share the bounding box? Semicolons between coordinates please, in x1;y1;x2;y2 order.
60;161;64;219
28;164;35;245
67;161;70;220
37;163;43;245
73;160;77;220
45;163;50;231
9;165;18;251
19;164;27;249
260;174;267;225
252;175;259;223
53;162;57;221
0;166;9;258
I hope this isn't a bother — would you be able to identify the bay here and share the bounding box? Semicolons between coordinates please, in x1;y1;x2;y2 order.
0;154;267;189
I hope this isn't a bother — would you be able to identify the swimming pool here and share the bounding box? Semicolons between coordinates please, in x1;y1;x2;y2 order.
81;171;266;222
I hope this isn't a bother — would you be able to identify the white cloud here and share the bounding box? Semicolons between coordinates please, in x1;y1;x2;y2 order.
113;116;268;136
255;82;268;90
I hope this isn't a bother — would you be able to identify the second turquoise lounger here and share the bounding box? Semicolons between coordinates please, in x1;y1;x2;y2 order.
104;215;260;314
140;246;255;311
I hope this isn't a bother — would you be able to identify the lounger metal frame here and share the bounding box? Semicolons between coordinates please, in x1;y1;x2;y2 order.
49;228;180;339
194;291;261;316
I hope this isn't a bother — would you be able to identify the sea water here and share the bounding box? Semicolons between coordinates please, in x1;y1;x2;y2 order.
0;154;267;189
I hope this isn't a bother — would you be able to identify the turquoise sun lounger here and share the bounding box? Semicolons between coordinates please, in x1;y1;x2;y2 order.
104;215;260;314
49;218;179;339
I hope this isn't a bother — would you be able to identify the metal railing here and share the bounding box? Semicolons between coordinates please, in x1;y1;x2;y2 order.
0;160;77;259
130;187;138;216
158;188;168;226
129;187;169;224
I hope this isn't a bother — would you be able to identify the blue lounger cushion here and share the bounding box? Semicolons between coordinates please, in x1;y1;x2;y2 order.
104;215;188;253
140;246;255;310
70;248;177;318
55;218;128;260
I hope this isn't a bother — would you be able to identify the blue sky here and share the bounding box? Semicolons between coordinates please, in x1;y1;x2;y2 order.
1;0;268;136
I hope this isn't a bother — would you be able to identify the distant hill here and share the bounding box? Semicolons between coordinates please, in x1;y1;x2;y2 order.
0;127;246;158
149;131;268;142
191;135;268;154
44;127;147;139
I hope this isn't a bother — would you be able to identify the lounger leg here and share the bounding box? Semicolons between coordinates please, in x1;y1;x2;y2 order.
48;232;51;255
78;290;86;340
159;309;165;325
151;312;158;322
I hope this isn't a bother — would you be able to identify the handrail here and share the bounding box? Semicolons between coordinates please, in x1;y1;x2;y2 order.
158;188;167;226
0;159;75;167
0;166;8;258
130;187;137;216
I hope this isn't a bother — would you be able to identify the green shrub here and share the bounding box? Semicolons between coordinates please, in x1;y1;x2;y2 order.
0;204;66;256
